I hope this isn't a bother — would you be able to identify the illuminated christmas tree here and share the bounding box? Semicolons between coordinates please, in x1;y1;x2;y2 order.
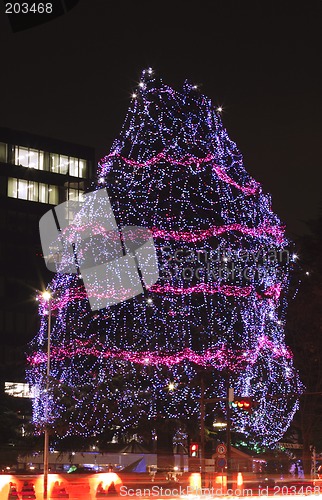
27;69;303;448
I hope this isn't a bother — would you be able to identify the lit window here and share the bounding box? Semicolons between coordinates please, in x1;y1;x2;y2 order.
38;183;48;204
49;153;87;177
28;181;39;202
59;154;69;175
68;188;79;201
78;159;87;178
0;142;7;162
48;185;58;204
39;183;58;204
51;153;60;173
15;146;28;166
66;180;84;201
7;177;18;198
12;146;87;176
8;177;58;204
69;156;79;177
14;146;44;170
51;153;69;174
39;150;44;169
18;179;28;200
5;382;35;398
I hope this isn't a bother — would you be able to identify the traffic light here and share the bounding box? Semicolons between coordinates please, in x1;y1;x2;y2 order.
189;442;199;457
232;397;253;413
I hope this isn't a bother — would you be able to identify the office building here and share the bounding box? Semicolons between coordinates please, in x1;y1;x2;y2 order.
0;127;95;380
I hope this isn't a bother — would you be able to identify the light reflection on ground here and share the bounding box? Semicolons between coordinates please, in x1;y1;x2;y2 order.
1;474;322;499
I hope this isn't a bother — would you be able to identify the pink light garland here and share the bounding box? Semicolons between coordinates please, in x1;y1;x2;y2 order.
99;151;261;196
152;221;286;244
28;337;292;369
149;282;282;300
54;220;287;245
40;281;282;313
261;283;282;300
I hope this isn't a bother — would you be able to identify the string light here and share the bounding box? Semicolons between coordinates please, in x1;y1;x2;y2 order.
27;70;303;445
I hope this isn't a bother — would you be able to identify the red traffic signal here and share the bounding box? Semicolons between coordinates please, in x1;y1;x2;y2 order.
232;397;253;413
189;442;199;457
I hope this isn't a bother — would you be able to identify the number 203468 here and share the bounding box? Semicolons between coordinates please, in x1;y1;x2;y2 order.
272;485;321;495
5;3;53;14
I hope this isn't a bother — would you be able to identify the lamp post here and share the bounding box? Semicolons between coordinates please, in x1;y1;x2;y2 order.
199;382;233;488
42;290;52;500
200;376;205;487
226;385;232;489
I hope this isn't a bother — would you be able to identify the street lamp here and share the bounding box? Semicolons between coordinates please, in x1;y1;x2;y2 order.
42;290;52;500
199;380;233;488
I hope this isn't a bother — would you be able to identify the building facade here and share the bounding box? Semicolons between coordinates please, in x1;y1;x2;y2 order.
0;127;95;381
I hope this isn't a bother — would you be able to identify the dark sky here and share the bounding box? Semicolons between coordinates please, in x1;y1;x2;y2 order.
0;0;321;237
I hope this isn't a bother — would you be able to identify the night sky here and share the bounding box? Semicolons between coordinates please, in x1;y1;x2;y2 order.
0;0;321;237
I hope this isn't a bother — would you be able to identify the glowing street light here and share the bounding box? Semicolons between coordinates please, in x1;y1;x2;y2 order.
42;290;51;302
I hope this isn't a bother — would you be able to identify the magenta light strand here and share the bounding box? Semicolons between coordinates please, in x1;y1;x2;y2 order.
100;151;261;196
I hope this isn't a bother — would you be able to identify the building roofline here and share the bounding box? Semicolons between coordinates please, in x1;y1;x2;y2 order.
0;126;95;160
